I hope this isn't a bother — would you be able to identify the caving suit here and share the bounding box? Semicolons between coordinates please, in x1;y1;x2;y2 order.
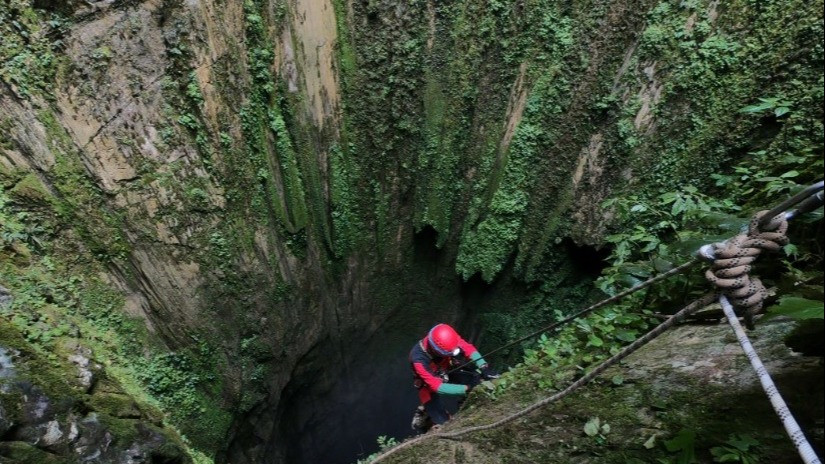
409;335;487;425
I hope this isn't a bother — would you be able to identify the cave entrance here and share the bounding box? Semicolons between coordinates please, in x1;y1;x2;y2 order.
562;238;610;278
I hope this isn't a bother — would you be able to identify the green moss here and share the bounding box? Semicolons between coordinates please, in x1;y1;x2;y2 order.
8;173;51;204
268;108;309;229
331;0;356;77
0;180;222;457
87;392;142;419
0;321;79;400
2;0;822;461
455;122;543;281
610;0;823;197
0;319;187;461
0;1;69;99
0;442;74;464
36;109;131;261
415;77;453;241
329;143;364;255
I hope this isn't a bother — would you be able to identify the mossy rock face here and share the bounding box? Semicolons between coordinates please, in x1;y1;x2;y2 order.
381;319;823;463
0;320;190;463
87;392;142;419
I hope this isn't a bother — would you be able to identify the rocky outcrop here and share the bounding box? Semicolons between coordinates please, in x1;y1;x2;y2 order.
0;321;189;464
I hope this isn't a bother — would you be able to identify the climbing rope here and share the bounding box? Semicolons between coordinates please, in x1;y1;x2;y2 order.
699;180;823;329
700;202;821;464
448;258;699;374
369;181;824;464
757;180;824;227
462;180;821;370
439;293;717;439
718;295;822;464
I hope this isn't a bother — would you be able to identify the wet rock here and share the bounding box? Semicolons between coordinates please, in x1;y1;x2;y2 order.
0;344;188;462
18;383;58;423
68;347;100;393
41;420;64;446
0;347;16;381
72;413;113;460
0;384;188;462
68;420;80;442
0;404;10;436
0;286;11;311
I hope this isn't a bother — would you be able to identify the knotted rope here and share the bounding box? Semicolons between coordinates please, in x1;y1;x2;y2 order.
702;210;789;329
700;210;819;464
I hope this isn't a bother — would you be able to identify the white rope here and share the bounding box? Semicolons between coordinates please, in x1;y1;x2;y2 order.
719;295;822;464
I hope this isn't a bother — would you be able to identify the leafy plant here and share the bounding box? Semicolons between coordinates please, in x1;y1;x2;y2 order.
506;301;652;396
660;429;697;464
178;113;199;130
764;296;824;321
739;97;793;117
598;185;740;296
185;71;205;106
584;417;611;444
376;435;399;449
355;435;399;463
0;2;68;97
710;434;760;463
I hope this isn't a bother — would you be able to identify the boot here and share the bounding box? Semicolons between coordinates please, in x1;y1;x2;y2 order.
411;405;425;430
411;405;431;432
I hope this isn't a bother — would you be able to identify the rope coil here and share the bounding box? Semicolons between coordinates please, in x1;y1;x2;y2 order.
702;210;789;328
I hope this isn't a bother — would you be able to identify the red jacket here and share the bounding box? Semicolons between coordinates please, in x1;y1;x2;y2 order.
409;335;479;403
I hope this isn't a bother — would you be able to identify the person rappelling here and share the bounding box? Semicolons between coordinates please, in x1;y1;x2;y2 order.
409;323;499;432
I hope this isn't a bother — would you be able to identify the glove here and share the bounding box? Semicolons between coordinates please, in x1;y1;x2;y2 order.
480;365;499;380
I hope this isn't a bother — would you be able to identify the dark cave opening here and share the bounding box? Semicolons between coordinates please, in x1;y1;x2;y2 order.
562;238;610;278
287;349;419;464
412;224;442;263
275;335;423;464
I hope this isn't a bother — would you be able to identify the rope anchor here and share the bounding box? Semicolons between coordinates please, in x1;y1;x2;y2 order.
699;180;823;329
699;210;788;329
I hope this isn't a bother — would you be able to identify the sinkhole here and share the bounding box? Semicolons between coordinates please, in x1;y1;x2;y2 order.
220;229;608;464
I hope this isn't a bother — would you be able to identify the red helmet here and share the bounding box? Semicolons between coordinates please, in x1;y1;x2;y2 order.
428;323;461;357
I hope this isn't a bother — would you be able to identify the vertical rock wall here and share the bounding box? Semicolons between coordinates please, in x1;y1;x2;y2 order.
0;0;821;462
